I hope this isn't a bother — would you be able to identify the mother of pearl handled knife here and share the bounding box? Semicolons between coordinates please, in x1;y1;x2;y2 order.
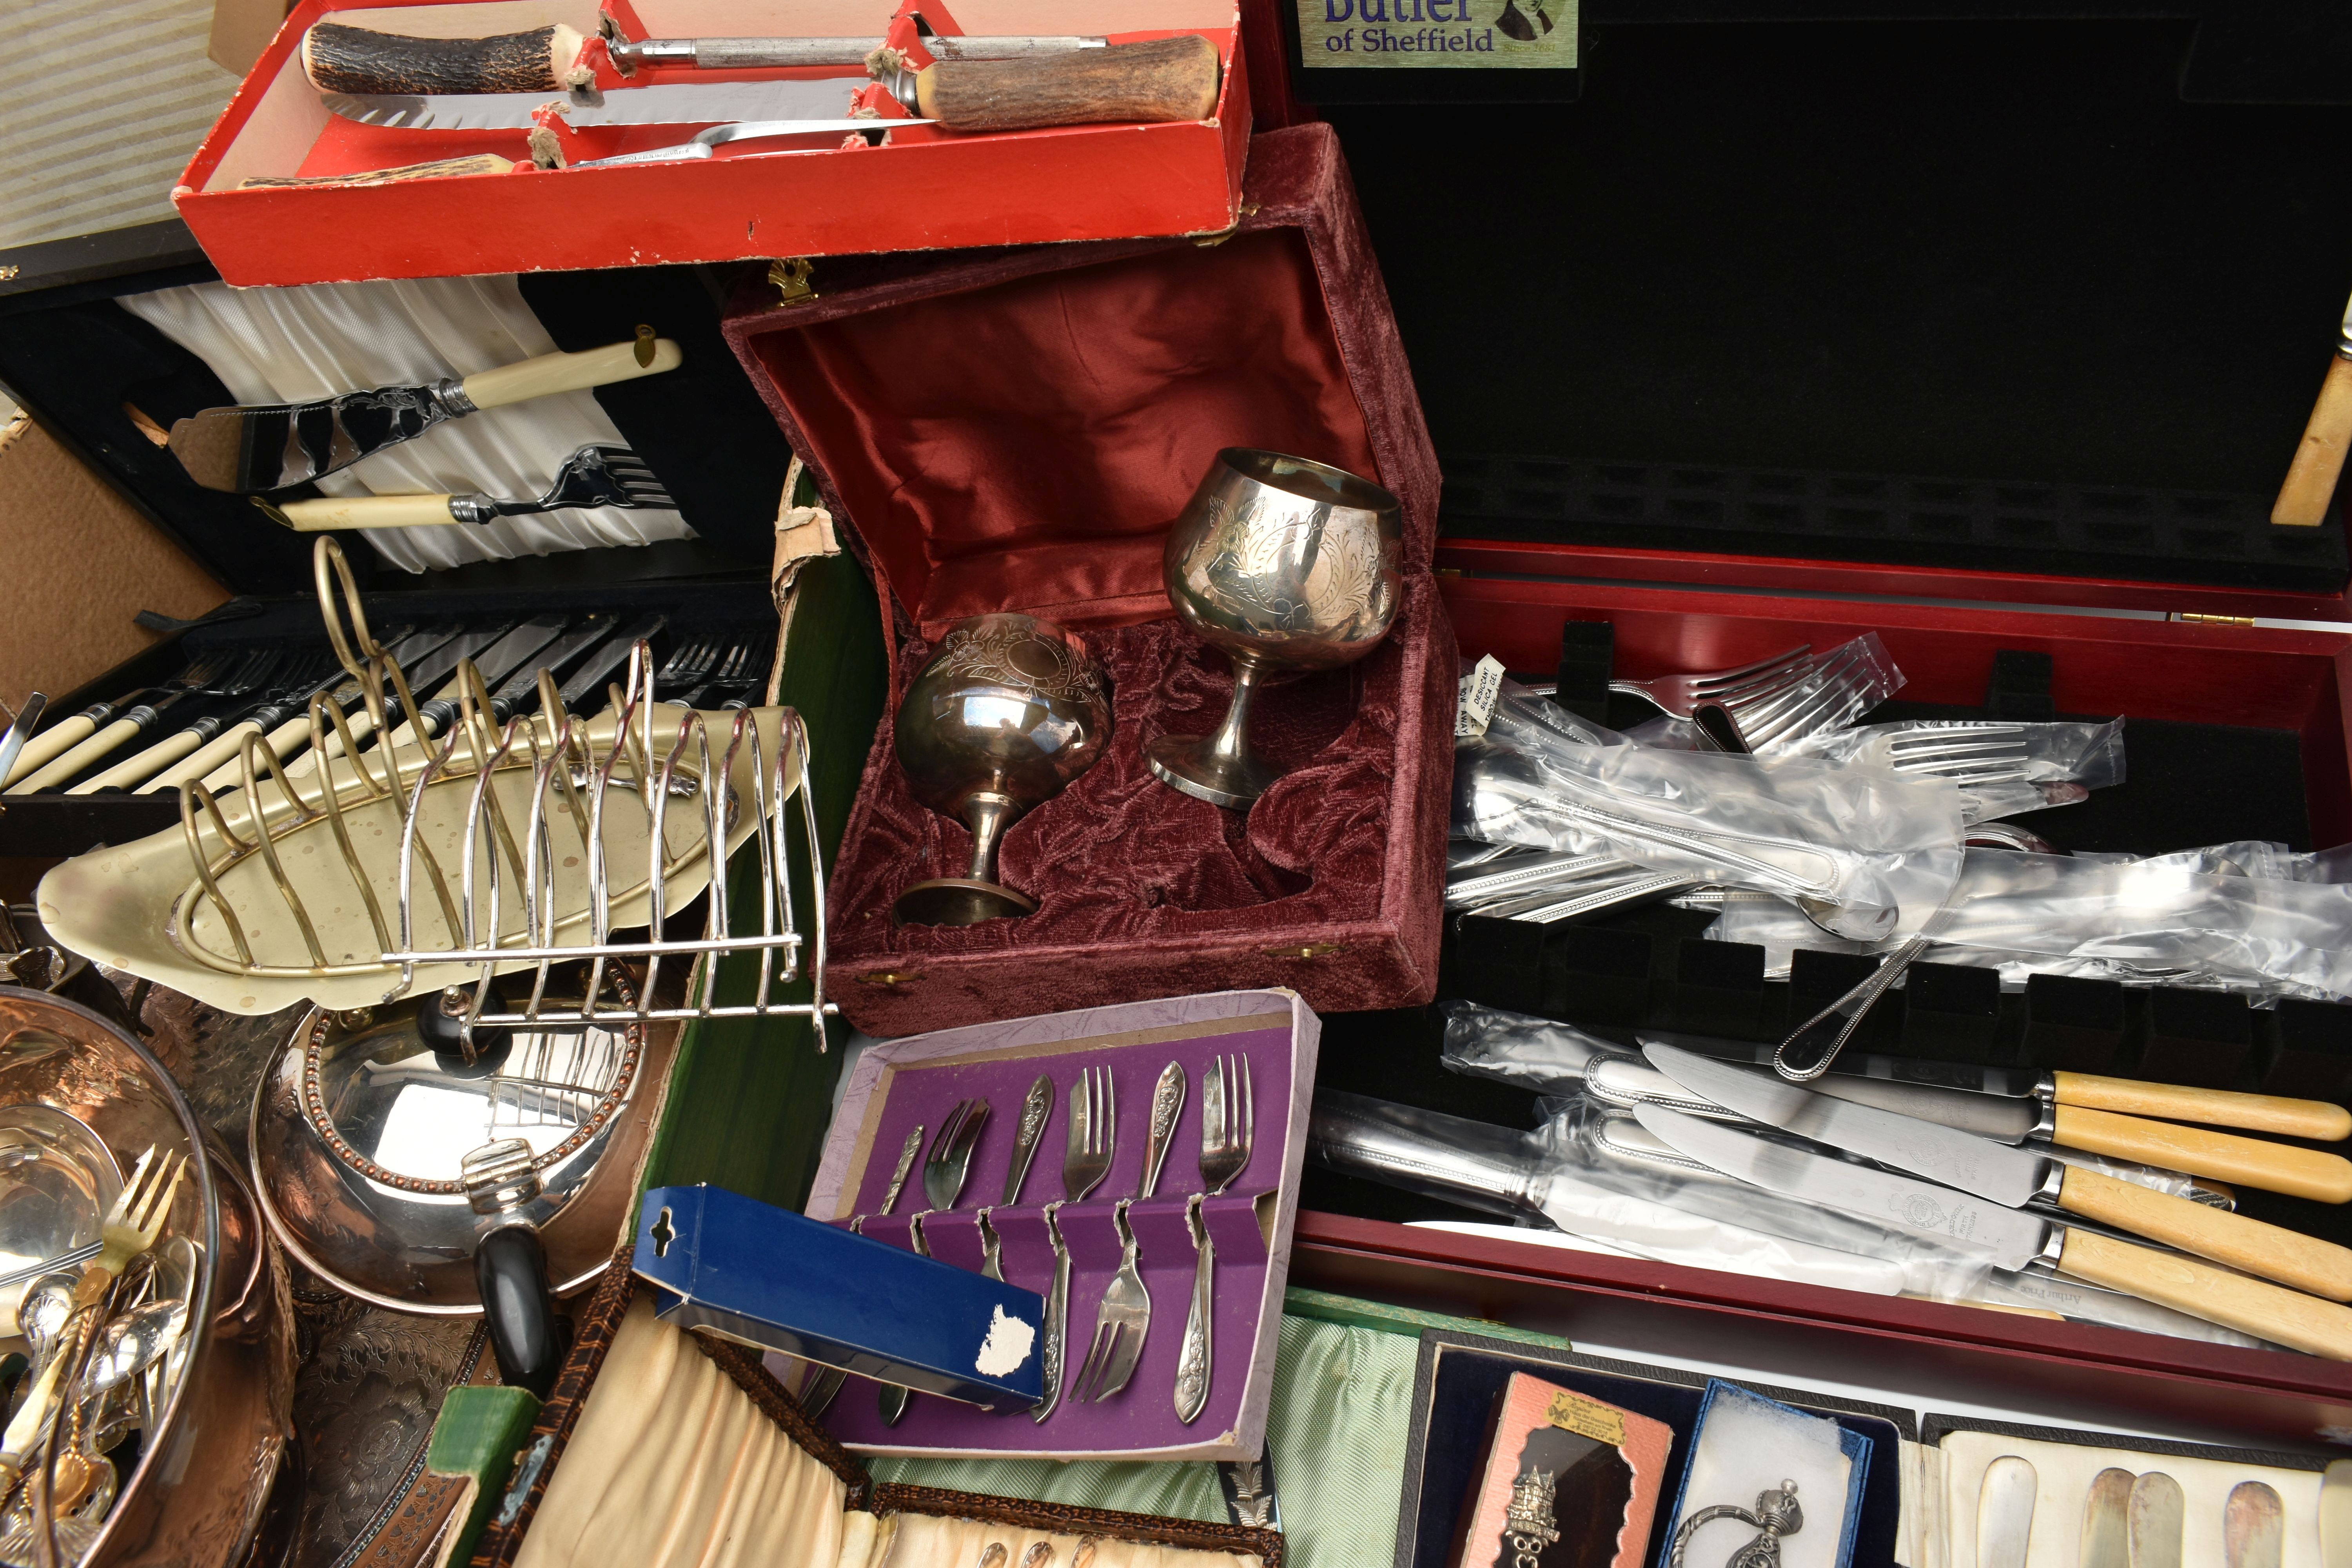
2131;1472;2184;1568
167;335;682;494
325;35;1221;137
2226;1481;2285;1568
1635;1104;2352;1358
1644;1045;2352;1303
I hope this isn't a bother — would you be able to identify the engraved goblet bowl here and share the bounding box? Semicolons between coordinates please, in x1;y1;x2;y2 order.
1147;448;1404;807
892;612;1112;927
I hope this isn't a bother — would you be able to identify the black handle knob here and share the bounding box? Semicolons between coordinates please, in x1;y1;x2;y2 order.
476;1223;568;1400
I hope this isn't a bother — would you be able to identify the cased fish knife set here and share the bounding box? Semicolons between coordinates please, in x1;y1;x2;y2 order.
8;3;2352;1567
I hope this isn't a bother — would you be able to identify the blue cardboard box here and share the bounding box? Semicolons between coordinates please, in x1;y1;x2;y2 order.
633;1184;1046;1408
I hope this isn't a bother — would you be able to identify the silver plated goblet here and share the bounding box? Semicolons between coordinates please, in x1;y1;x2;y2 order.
1147;448;1404;807
893;612;1112;926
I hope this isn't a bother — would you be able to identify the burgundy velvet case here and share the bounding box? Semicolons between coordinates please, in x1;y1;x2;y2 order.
721;122;1453;1037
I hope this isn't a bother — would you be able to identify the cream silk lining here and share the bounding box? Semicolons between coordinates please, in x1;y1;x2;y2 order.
119;275;693;574
521;1301;1264;1568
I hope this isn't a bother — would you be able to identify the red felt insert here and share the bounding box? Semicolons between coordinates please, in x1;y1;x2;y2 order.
747;229;1387;636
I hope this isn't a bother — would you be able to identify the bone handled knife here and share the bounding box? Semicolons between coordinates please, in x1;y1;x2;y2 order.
327;34;1220;138
2273;286;2352;526
1643;1044;2352;1303
1646;1030;2352;1154
1634;1103;2352;1360
167;335;682;494
1798;1072;2352;1202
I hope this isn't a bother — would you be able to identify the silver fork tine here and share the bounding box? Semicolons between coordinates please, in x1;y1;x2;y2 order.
1240;1054;1252;1163
1684;644;1812;697
1696;649;1815;706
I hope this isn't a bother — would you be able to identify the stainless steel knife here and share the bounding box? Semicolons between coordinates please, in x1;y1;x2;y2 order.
1004;1074;1054;1205
167;337;681;494
1643;1044;2352;1299
1632;1103;2352;1357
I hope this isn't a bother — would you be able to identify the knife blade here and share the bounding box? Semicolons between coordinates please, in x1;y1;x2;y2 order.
477;613;619;726
1976;1455;2036;1568
325;81;878;130
556;614;668;713
1643;1044;2352;1303
1631;1106;2052;1268
1630;1103;2352;1358
167;336;681;493
2079;1467;2133;1568
405;614;572;739
0;695;46;789
1004;1074;1054;1206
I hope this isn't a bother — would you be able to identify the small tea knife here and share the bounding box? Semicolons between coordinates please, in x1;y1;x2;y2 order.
1004;1075;1054;1205
2226;1481;2285;1568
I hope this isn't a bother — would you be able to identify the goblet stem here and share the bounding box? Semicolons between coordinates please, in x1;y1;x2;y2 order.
1206;656;1265;777
964;792;1018;884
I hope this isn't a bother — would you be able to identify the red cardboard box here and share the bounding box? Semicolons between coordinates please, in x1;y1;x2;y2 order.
173;0;1251;285
722;122;1453;1036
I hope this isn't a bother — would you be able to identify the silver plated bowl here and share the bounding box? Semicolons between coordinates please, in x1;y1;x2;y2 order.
1147;448;1404;807
891;612;1112;927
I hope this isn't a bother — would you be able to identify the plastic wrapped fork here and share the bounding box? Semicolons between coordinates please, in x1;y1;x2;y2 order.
1781;718;2125;789
1456;681;1965;941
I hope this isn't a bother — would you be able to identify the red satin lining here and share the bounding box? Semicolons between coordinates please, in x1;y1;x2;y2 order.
758;229;1380;635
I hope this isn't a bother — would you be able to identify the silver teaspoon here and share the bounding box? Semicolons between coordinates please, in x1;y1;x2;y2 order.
83;1299;186;1394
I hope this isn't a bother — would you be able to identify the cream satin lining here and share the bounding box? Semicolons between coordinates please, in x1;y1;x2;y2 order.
118;275;694;574
515;1298;846;1568
515;1299;1262;1568
842;1513;1263;1568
